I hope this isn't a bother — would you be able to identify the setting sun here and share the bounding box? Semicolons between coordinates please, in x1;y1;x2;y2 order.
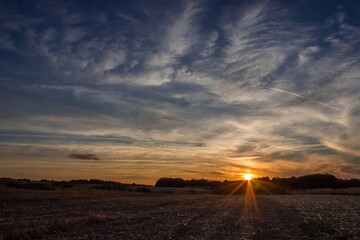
244;174;254;181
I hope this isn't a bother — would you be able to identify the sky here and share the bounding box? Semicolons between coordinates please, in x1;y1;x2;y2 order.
0;0;359;184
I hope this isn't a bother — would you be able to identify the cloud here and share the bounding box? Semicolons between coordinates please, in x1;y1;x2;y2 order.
69;153;100;160
0;1;359;183
341;165;360;175
94;49;127;74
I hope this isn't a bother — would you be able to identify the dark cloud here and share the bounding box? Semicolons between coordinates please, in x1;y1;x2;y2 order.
70;153;100;160
341;166;360;175
235;144;258;153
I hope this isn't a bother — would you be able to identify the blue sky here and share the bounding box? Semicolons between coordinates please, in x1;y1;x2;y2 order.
0;0;359;183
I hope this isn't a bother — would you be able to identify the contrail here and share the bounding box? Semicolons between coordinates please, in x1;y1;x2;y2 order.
264;86;341;112
309;99;341;111
265;87;306;99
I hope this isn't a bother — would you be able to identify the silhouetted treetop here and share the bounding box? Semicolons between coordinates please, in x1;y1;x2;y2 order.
155;177;221;188
155;174;360;191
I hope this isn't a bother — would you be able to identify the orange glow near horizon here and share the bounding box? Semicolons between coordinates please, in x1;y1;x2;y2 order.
243;173;254;181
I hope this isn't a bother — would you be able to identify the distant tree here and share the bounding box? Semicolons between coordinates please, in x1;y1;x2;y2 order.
256;177;271;182
272;174;341;190
155;177;222;188
155;177;185;188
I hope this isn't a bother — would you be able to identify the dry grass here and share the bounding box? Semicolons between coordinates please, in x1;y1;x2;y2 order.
289;187;360;195
1;220;49;239
56;213;109;232
0;213;110;239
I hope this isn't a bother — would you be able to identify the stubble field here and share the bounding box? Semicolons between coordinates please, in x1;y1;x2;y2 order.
0;188;359;240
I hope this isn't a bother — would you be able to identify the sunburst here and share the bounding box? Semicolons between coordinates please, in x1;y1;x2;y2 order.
244;173;253;181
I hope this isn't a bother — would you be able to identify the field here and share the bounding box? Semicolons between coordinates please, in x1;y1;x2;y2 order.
0;187;359;240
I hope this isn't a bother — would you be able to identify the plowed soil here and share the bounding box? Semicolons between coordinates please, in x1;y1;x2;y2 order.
0;188;359;239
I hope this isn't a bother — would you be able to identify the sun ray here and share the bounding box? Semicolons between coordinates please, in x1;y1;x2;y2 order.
244;180;259;214
229;180;246;195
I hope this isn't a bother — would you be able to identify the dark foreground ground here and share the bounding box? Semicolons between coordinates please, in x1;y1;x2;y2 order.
0;188;359;240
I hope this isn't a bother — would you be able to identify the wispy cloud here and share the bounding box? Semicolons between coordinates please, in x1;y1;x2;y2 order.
0;0;359;182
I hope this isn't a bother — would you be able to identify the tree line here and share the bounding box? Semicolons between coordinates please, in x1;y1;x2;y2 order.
155;174;360;192
270;173;360;190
